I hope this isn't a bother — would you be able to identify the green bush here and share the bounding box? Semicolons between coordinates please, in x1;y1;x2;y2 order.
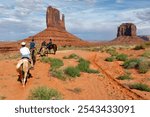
51;70;66;81
65;66;80;77
63;53;79;59
86;69;99;73
41;57;64;71
117;74;132;80
40;57;51;63
105;56;115;62
77;58;90;72
134;45;145;50
72;88;82;94
138;61;150;73
129;83;150;92
77;58;99;73
28;86;62;100
123;59;140;69
142;51;150;58
49;58;64;71
116;54;128;61
106;48;118;56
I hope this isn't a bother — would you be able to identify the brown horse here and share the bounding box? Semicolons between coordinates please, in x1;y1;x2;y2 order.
16;59;30;87
40;46;48;56
39;44;57;56
47;44;57;55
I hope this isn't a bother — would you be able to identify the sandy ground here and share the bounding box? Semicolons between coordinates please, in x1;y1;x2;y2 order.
0;49;150;100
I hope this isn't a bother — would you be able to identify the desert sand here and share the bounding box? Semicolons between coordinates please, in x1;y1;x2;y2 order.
0;46;150;100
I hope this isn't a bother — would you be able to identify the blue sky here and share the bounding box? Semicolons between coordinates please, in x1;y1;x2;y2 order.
0;0;150;41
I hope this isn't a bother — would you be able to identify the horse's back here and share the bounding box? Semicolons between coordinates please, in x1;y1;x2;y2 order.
16;59;29;72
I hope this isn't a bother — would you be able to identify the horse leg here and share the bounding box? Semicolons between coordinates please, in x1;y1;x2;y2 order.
22;72;27;87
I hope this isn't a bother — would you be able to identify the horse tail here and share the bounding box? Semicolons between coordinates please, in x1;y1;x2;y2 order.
22;60;29;87
53;44;57;54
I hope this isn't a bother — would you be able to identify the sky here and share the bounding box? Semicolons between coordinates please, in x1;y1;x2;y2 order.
0;0;150;41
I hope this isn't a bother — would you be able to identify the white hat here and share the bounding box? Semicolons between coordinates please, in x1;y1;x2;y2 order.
21;42;26;45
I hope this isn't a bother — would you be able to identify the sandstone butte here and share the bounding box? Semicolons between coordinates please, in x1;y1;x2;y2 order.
111;23;145;44
21;6;88;46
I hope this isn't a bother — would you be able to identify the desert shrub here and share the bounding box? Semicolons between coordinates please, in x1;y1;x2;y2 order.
86;69;99;73
141;42;150;48
138;61;150;73
49;58;63;71
41;57;64;71
77;58;90;72
28;86;62;100
77;58;99;73
51;70;66;81
72;88;82;94
116;54;128;61
0;95;6;100
117;73;132;80
106;48;118;56
142;51;150;58
65;66;80;77
134;45;145;50
123;58;140;69
105;56;115;62
63;53;79;59
40;57;51;63
129;83;150;92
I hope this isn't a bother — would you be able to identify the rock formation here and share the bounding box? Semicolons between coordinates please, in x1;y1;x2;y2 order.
111;23;145;44
46;6;65;30
138;35;150;41
117;23;136;37
22;6;87;46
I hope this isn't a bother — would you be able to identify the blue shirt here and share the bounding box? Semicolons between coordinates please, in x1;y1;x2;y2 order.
30;42;35;49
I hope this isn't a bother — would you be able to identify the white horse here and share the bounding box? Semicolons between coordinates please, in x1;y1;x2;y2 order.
16;59;30;87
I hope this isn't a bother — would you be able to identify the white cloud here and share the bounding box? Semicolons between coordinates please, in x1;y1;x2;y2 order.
0;0;149;41
116;0;124;3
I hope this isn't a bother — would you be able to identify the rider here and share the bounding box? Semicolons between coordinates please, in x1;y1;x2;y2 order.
38;40;47;53
19;42;33;67
16;42;33;78
29;38;36;51
47;38;53;49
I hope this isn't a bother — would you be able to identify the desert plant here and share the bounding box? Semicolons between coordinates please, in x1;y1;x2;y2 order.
105;56;115;62
86;69;99;73
72;88;82;94
134;45;145;50
142;51;150;58
65;66;80;77
77;58;90;72
41;57;64;71
0;95;6;100
28;86;62;100
49;58;64;71
123;58;140;69
40;57;51;63
129;83;150;92
106;48;118;56
63;53;79;59
138;61;150;73
51;70;66;81
116;54;128;61
77;58;99;73
117;73;132;80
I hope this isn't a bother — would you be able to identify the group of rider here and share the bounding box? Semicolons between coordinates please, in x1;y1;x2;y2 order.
17;38;53;73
